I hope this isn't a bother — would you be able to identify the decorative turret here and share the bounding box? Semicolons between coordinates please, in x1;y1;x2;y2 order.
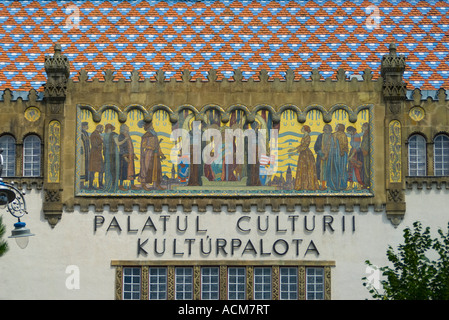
42;44;69;228
382;43;407;227
381;43;407;103
44;44;70;106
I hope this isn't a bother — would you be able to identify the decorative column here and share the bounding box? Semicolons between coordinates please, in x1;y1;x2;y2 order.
382;43;407;227
43;44;70;227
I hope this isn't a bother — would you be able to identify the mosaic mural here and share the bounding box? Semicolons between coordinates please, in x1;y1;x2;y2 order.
75;105;373;196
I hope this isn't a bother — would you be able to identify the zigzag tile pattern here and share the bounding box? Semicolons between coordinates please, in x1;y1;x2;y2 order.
0;0;448;91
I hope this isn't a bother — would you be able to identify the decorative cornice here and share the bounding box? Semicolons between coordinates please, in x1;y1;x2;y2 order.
405;176;449;190
77;103;373;126
69;67;379;86
383;81;407;101
2;178;43;191
64;196;383;214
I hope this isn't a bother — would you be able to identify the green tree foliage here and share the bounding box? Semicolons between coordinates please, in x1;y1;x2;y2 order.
0;215;8;257
363;221;449;300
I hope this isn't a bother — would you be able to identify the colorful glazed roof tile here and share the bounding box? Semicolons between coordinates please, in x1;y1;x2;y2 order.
1;0;449;91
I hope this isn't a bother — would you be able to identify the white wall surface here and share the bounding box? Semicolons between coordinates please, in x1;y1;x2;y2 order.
0;186;448;300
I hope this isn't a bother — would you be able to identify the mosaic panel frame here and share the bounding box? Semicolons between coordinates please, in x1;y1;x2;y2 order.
74;104;374;199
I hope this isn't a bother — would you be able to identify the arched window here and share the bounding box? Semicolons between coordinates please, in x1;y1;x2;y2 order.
408;134;426;176
23;135;41;177
434;134;449;176
0;135;16;177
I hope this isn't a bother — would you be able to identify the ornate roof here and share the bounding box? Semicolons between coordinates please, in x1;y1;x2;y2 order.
1;0;448;91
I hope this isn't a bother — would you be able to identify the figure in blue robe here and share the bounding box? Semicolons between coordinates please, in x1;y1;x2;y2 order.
103;124;120;193
326;124;349;191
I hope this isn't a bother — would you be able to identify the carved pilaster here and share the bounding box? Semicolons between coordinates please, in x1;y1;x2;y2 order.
246;266;253;300
271;266;279;300
193;265;201;300
298;266;306;300
115;266;123;300
141;266;149;300
167;266;175;300
220;265;227;300
382;43;407;226
43;44;70;227
324;266;332;300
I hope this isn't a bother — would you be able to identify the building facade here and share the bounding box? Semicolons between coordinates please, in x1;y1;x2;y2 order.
1;0;449;301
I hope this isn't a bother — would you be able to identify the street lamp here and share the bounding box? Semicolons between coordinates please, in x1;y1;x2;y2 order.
0;178;34;249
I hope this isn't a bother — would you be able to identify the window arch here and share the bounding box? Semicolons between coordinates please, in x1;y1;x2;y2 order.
408;134;426;176
23;135;41;177
434;134;449;176
0;134;16;177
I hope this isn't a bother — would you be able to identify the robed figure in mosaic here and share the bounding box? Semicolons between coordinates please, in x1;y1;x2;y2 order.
246;121;262;186
80;122;90;189
220;125;238;182
103;123;120;193
203;123;217;182
139;121;165;191
187;121;203;186
361;122;370;189
118;124;138;191
326;124;349;191
314;124;332;190
89;124;104;189
346;126;364;190
290;125;320;191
